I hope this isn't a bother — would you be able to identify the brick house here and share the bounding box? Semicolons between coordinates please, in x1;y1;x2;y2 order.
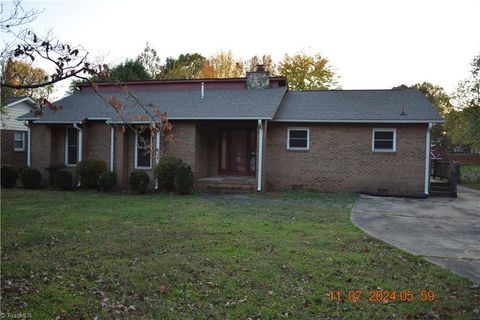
1;96;36;169
18;66;443;196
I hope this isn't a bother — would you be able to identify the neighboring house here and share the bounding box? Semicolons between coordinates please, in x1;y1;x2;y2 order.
18;66;443;196
1;96;36;168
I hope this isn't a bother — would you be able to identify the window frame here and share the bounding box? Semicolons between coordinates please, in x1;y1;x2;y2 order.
372;128;397;152
13;131;26;152
134;128;153;170
287;128;310;151
65;126;79;166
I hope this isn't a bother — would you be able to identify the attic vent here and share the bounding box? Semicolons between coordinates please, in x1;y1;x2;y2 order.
400;106;407;116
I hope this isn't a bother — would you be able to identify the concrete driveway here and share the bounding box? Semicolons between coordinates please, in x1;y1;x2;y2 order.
352;186;480;283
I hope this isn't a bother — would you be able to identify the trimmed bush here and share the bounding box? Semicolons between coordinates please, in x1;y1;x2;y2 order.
154;157;183;192
129;170;150;194
1;165;18;188
19;168;42;189
55;170;73;190
174;164;194;195
46;163;67;187
76;159;107;189
97;171;117;192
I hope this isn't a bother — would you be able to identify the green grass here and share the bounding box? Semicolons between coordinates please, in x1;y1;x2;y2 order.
1;189;478;319
460;165;480;190
462;183;480;190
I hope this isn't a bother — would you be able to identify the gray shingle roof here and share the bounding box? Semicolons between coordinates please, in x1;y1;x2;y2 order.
18;88;443;123
19;88;287;122
273;89;443;122
3;96;35;107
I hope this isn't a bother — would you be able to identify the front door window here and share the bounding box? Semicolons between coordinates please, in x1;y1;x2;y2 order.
219;129;256;176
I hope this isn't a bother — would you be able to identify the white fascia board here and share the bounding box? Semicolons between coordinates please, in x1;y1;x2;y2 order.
5;97;36;108
272;119;444;124
32;120;82;124
106;117;271;123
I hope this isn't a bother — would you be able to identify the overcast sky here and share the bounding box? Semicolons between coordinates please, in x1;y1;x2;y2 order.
3;0;480;98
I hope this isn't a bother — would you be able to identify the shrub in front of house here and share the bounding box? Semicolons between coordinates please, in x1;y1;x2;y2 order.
155;157;184;192
55;170;73;190
19;168;42;189
1;165;18;188
76;159;107;189
174;164;194;195
46;163;67;187
129;170;150;194
97;171;117;192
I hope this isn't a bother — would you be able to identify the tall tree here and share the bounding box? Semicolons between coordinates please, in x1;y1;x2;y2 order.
278;52;339;90
449;55;480;150
246;54;276;75
199;51;244;78
137;42;161;79
159;53;205;79
1;0;172;153
108;59;152;81
393;82;453;147
2;58;53;100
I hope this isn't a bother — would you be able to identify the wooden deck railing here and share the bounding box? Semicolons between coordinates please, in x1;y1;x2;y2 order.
431;159;459;194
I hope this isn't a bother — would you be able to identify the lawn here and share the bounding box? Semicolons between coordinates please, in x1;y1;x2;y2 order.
1;189;478;319
460;165;480;190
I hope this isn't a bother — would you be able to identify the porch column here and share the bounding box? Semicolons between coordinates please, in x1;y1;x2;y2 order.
155;130;161;189
110;126;115;172
424;123;432;195
26;122;32;167
73;123;83;186
257;119;263;191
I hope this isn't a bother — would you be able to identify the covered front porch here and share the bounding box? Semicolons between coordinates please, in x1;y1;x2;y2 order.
192;120;266;192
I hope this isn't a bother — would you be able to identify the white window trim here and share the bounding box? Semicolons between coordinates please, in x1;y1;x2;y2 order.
372;128;397;152
287;128;310;151
13;131;26;152
65;127;78;166
134;129;153;170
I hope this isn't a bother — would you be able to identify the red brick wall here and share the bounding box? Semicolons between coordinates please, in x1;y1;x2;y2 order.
30;124;53;186
1;129;27;168
265;123;427;195
84;122;110;162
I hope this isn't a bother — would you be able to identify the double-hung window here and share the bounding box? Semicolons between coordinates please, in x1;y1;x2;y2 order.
287;128;310;150
13;131;26;151
372;128;396;152
65;127;78;166
135;128;152;169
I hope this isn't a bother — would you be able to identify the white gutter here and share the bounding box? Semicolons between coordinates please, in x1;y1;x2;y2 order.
23;121;32;167
257;119;263;192
424;123;432;195
73;123;83;187
272;119;445;124
110;126;115;172
155;130;161;189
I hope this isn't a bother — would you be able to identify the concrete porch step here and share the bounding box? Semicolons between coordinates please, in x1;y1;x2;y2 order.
197;176;256;194
429;190;457;197
206;183;255;191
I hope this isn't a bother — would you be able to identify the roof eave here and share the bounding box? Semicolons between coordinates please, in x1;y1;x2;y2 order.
272;119;444;123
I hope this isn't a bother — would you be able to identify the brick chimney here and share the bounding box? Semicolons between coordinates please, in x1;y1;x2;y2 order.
246;64;270;89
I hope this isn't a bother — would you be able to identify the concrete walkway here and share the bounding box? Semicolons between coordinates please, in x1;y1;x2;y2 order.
352;186;480;283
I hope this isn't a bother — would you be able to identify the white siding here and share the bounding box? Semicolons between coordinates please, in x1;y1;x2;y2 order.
1;102;32;131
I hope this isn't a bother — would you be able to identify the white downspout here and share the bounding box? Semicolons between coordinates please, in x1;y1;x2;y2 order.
257;119;263;192
73;123;83;187
110;126;115;172
155;130;161;189
24;121;31;167
424;123;432;195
